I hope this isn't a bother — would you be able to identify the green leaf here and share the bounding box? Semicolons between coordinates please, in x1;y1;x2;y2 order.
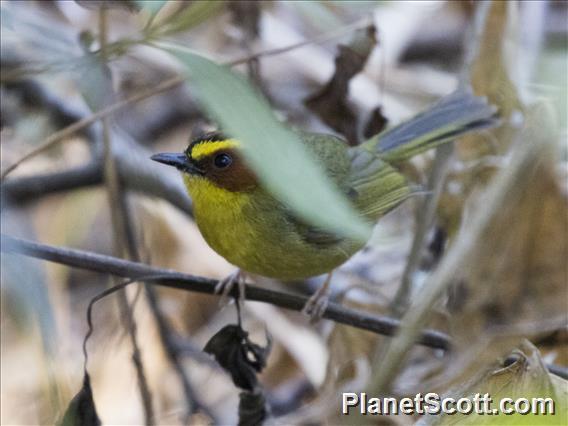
163;47;371;241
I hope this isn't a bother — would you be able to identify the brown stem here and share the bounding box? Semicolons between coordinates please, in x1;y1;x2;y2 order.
1;233;449;349
3;234;566;381
98;8;154;425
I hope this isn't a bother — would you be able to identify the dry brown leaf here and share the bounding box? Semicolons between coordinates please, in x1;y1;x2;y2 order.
363;106;389;140
439;0;525;236
247;303;328;388
443;108;568;383
304;25;377;144
228;1;261;40
461;0;523;160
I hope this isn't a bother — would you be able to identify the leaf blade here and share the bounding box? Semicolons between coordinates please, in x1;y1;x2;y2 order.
164;48;372;241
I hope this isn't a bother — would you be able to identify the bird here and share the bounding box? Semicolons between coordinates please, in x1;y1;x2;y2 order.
151;90;498;318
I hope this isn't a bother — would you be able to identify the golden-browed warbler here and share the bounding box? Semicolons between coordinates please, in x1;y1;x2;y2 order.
152;90;497;316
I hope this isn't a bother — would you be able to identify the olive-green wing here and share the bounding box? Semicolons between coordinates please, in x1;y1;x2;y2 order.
347;148;413;221
297;131;352;188
298;130;412;223
278;132;354;246
283;209;345;247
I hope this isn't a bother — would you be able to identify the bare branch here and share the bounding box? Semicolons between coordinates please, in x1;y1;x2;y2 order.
3;234;566;381
1;233;449;350
1;152;193;217
370;136;545;394
390;1;496;314
0;75;184;181
390;144;453;313
1;163;102;203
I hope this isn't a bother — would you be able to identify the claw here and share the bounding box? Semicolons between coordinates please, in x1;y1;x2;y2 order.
302;293;329;323
215;269;246;306
301;271;333;323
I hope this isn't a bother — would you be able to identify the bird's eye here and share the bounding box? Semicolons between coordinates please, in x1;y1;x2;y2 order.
214;153;232;169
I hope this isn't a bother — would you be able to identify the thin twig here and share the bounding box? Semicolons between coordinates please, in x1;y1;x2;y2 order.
98;8;154;425
369;132;547;394
1;18;371;181
0;75;184;181
370;1;494;394
117;166;212;421
144;284;216;421
390;144;453;314
1;72;192;214
2;234;566;381
1;162;102;203
389;0;493;314
225;16;371;67
1;156;193;216
0;233;449;350
117;192;213;420
82;273;215;421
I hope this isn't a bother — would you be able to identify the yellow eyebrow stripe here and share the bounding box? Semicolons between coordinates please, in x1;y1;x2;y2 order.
191;139;240;160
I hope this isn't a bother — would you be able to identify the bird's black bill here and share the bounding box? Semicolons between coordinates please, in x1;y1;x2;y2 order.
151;152;204;175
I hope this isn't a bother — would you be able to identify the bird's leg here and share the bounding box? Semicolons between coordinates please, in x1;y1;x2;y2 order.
302;271;334;322
215;269;247;306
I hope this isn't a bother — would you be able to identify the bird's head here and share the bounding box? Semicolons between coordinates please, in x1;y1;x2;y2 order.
151;132;258;193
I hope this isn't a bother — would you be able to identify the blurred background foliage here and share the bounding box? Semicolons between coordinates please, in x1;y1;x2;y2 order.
0;1;567;425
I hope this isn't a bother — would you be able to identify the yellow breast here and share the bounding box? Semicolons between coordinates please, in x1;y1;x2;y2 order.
183;174;360;280
184;174;252;256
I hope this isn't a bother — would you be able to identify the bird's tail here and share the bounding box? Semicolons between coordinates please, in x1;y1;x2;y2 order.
363;90;499;164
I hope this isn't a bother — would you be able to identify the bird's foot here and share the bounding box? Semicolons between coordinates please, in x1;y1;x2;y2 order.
301;291;329;323
301;272;333;323
215;269;247;306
